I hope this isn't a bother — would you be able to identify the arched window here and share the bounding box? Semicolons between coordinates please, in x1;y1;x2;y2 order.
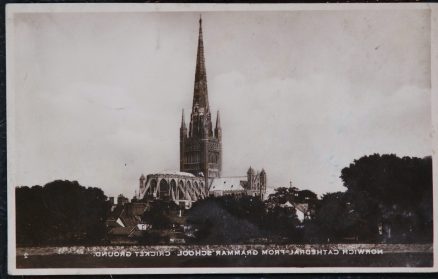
159;179;170;200
178;180;185;199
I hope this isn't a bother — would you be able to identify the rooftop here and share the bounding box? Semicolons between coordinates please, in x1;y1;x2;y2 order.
210;177;245;191
149;170;196;177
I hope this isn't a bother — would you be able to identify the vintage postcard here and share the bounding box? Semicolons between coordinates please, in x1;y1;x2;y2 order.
6;3;438;275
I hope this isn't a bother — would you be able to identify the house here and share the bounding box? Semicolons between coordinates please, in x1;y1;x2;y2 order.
106;202;149;244
280;201;311;222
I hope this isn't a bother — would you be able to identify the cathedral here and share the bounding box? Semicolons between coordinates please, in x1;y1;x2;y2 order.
135;17;267;204
180;17;222;180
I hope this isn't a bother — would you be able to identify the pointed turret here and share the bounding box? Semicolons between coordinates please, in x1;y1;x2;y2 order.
247;166;255;190
139;174;146;193
192;15;209;111
215;110;221;129
180;109;187;129
180;110;187;170
247;166;255;175
259;169;267;200
215;110;222;140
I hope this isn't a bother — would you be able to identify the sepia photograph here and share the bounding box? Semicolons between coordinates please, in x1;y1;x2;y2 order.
6;3;438;275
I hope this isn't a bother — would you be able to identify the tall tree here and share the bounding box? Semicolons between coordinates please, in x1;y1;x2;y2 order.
16;180;110;246
340;154;432;242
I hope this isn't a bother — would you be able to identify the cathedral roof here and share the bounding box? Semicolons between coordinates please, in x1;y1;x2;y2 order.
151;170;196;177
210;177;245;191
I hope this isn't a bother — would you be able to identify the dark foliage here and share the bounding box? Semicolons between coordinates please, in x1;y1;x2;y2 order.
141;200;177;230
264;205;300;239
255;154;432;244
340;154;433;242
138;200;183;244
266;186;318;205
312;192;361;243
15;180;110;246
186;196;267;244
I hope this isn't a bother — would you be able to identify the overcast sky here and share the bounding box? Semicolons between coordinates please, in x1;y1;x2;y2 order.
11;9;431;198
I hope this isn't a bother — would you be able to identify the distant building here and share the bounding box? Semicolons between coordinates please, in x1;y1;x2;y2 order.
279;200;312;222
209;167;267;199
108;196;116;212
117;194;129;206
209;177;245;197
106;202;148;244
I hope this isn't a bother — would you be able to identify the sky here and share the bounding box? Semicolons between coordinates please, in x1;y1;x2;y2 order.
10;9;432;198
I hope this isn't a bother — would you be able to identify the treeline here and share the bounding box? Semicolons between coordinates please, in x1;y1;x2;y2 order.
185;154;432;244
16;180;110;247
15;154;433;246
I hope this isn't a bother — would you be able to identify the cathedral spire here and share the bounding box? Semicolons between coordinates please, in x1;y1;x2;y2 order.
181;16;221;178
192;15;209;111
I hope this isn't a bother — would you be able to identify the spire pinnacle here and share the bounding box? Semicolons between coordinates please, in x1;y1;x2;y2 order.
215;110;221;129
192;15;209;111
181;109;186;129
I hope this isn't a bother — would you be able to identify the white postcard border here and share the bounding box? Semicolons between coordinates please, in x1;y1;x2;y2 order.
6;2;438;275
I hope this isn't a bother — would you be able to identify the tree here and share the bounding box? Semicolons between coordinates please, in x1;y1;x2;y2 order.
340;154;432;242
267;187;318;206
139;200;179;244
313;192;361;242
265;187;320;242
16;180;110;246
264;204;301;241
266;187;299;205
185;196;266;244
141;200;176;230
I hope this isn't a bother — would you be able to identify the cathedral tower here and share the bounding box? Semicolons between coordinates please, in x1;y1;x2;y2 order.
180;17;222;179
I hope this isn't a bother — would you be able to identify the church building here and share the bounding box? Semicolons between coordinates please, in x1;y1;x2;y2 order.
135;17;267;204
